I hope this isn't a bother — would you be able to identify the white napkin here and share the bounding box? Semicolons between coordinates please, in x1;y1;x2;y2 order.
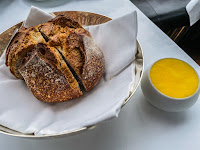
186;0;200;26
86;13;137;79
0;7;137;135
23;6;55;28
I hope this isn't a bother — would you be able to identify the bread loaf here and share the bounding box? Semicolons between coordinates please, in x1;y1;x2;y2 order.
6;15;105;103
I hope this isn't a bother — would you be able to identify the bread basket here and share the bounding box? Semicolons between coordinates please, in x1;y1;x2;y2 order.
0;11;144;139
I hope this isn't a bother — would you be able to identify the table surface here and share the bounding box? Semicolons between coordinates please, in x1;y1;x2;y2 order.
0;0;200;150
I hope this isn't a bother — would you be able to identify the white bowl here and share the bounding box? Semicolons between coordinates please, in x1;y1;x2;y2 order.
141;59;200;112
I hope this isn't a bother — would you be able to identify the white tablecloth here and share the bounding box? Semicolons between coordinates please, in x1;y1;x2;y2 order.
0;0;200;150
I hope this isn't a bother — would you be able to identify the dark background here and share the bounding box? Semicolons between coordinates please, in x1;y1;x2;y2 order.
131;0;200;65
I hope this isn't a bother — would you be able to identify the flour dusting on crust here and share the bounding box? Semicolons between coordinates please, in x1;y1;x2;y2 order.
81;35;105;91
19;50;82;103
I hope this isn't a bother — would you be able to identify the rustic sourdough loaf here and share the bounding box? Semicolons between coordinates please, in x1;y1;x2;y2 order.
5;15;105;103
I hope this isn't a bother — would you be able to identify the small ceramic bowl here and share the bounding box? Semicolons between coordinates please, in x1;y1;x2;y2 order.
141;59;200;112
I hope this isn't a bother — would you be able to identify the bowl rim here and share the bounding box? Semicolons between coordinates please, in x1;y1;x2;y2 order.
147;58;200;101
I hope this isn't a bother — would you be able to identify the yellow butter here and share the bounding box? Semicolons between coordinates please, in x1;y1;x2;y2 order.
150;58;199;98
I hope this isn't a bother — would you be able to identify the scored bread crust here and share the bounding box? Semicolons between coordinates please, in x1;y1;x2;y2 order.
18;44;83;103
6;14;105;102
37;16;105;91
6;27;46;79
50;14;83;29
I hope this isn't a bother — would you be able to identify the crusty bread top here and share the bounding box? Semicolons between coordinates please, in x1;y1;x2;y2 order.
6;27;46;79
6;14;105;102
47;27;88;77
37;19;104;91
19;44;83;103
50;15;83;28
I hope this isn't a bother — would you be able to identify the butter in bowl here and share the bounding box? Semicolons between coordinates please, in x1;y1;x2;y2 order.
141;58;200;112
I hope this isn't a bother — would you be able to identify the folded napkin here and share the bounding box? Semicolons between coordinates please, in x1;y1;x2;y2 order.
186;0;200;26
24;6;55;27
86;13;137;79
0;6;137;135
